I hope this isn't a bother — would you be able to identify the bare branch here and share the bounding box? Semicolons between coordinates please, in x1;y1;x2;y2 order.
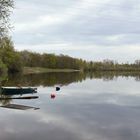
0;0;14;38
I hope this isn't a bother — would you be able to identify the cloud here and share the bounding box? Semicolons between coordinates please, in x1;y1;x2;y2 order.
11;0;140;62
15;43;140;62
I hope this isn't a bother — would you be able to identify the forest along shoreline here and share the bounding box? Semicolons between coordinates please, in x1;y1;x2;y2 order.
1;39;140;76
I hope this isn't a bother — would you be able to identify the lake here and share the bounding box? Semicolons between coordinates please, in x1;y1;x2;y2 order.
0;72;140;140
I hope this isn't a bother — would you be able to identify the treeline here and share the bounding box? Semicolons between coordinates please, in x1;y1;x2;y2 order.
1;38;140;74
0;38;89;73
87;59;140;71
19;50;87;70
19;52;140;72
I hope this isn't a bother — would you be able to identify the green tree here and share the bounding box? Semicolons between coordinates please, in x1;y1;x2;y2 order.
0;58;7;74
0;37;22;72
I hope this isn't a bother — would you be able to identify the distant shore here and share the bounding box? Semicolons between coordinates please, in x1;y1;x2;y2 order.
23;67;80;74
23;66;140;75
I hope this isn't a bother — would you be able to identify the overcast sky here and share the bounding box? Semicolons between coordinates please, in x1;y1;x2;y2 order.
11;0;140;62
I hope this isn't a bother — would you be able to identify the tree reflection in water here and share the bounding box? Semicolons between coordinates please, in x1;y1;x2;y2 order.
1;71;140;87
0;71;140;107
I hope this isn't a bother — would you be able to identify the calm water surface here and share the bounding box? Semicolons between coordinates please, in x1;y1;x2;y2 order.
0;72;140;140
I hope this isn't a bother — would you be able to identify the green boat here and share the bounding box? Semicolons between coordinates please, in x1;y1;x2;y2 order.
0;87;37;95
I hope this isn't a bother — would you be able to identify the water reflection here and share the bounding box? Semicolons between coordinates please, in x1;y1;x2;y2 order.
3;72;86;87
89;71;140;81
0;72;140;140
1;71;140;87
1;104;39;110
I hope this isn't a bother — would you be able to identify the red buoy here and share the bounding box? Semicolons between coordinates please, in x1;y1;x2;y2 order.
51;94;56;99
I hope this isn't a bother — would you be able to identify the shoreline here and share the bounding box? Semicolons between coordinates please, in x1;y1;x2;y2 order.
23;67;140;75
23;67;81;74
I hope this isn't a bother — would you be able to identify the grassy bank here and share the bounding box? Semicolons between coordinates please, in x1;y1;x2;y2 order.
23;67;80;74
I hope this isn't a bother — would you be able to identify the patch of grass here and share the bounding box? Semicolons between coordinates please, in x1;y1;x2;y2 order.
23;67;80;74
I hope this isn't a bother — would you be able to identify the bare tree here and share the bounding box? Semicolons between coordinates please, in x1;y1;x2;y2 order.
0;0;14;38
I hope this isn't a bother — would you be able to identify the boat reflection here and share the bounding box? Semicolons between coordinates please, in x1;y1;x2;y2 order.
1;103;40;110
0;96;39;100
0;87;39;110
